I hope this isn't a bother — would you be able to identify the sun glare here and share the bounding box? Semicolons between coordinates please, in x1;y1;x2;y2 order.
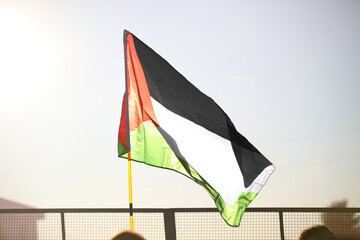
0;7;59;110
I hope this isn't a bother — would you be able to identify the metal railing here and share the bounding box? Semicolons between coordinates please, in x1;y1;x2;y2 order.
1;208;359;240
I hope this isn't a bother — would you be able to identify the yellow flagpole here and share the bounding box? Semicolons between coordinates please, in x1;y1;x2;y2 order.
127;151;134;231
124;29;133;231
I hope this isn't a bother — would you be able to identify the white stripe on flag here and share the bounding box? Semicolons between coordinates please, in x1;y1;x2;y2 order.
152;98;246;205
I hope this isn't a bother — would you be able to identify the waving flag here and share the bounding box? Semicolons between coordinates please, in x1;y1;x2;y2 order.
118;30;275;226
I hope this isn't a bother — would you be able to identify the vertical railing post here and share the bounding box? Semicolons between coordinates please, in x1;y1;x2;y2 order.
164;209;176;240
61;212;66;240
279;211;285;240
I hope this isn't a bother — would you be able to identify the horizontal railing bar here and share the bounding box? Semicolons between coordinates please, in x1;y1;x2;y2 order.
170;207;360;212
0;207;359;214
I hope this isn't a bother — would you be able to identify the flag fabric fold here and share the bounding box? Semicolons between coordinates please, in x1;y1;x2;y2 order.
118;30;275;226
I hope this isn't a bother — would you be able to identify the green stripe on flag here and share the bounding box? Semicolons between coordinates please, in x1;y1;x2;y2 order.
118;121;257;226
118;143;127;156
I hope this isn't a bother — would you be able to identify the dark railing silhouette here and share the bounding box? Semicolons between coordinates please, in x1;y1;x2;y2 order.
1;208;359;240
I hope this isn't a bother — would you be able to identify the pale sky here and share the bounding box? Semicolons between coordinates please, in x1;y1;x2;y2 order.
0;0;359;209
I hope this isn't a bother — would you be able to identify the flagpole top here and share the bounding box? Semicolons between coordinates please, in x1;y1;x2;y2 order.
124;29;130;35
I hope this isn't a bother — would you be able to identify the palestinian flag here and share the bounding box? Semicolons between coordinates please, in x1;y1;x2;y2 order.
118;30;275;226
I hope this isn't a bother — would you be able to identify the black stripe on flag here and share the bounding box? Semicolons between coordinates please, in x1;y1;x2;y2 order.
132;35;272;187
